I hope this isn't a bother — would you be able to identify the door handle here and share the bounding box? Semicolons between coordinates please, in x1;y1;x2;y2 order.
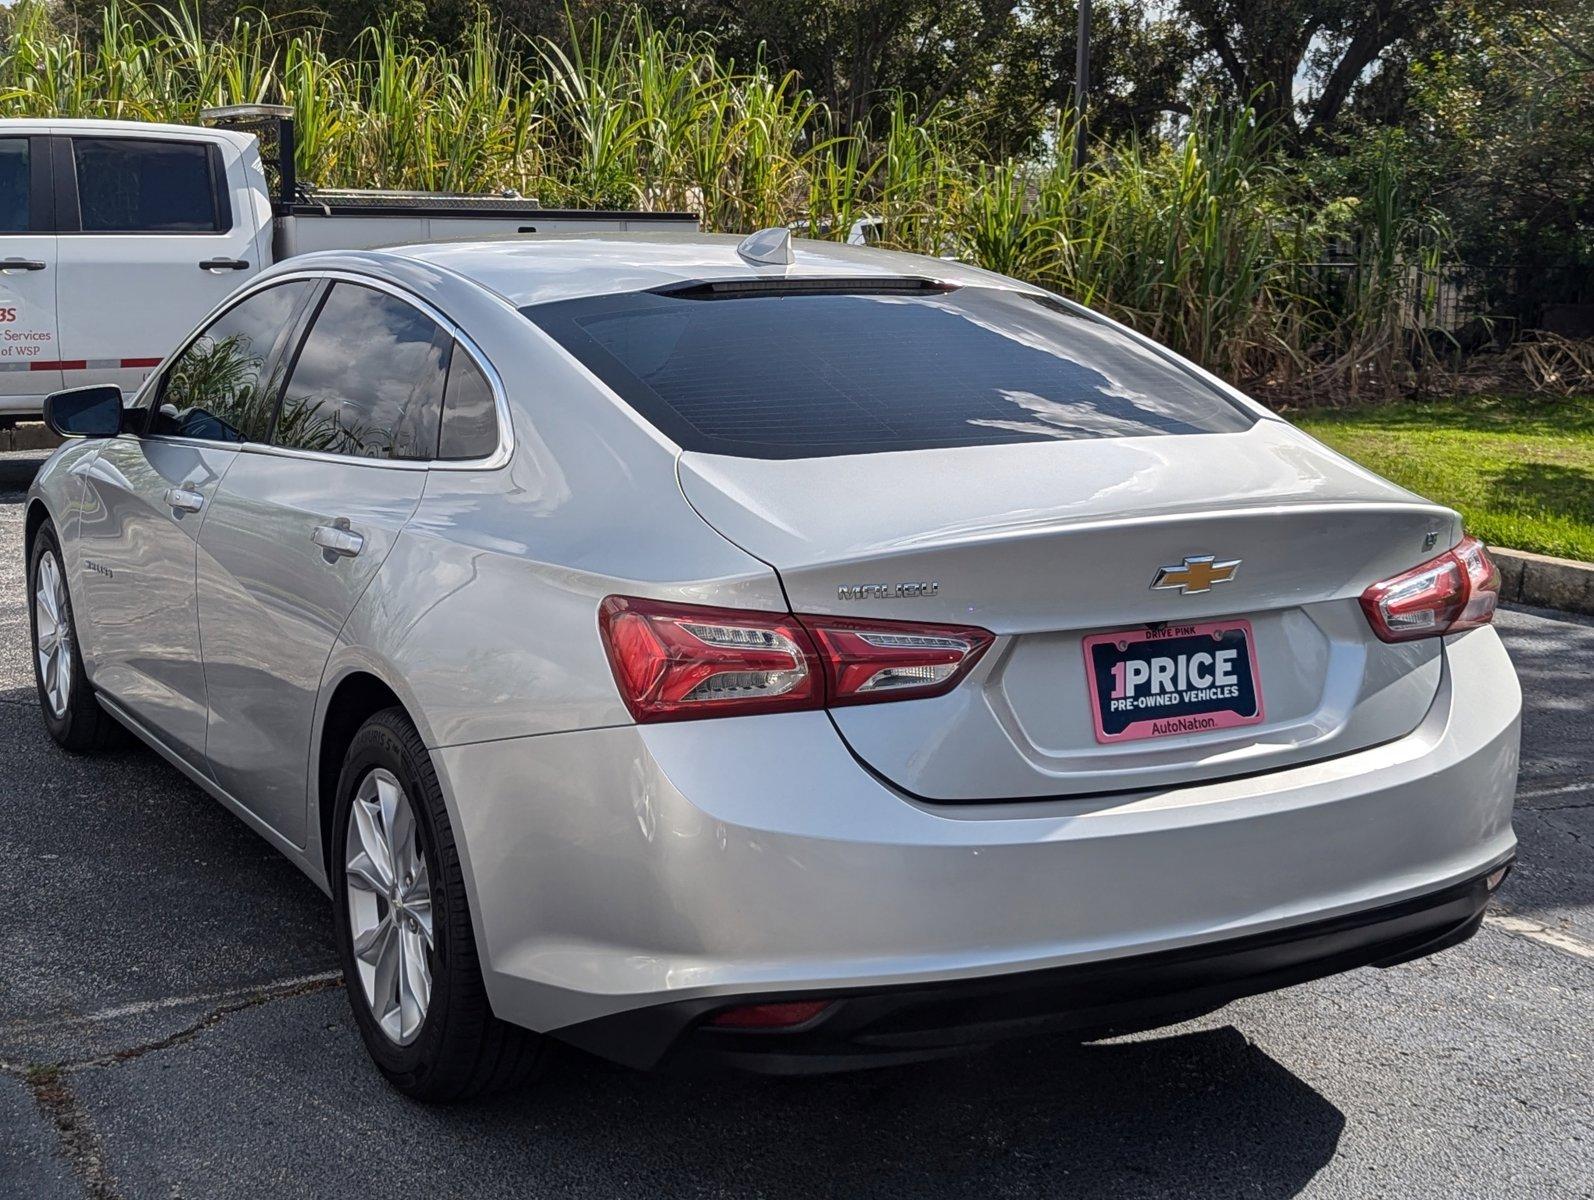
198;257;250;272
0;257;46;272
164;486;205;513
312;522;365;558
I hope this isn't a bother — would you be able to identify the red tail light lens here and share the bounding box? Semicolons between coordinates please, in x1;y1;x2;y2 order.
798;615;995;706
1360;535;1500;642
598;597;994;722
598;597;821;722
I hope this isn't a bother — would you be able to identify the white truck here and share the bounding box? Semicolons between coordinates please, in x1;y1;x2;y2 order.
0;105;697;426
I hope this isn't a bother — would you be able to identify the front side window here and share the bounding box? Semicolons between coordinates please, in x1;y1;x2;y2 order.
151;281;314;442
72;138;220;233
0;139;29;233
275;283;447;460
524;284;1256;459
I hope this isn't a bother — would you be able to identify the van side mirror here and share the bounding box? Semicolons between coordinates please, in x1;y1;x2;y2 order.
44;385;125;439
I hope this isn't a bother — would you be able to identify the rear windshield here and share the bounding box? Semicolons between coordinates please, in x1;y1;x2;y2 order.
522;284;1255;459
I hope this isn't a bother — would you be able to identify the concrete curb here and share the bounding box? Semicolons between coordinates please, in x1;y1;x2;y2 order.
1492;547;1594;616
0;423;60;453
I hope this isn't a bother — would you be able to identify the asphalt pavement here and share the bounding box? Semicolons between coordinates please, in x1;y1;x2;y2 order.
1;448;1590;1199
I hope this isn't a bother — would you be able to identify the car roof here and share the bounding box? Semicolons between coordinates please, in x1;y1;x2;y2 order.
0;116;254;149
292;233;1033;309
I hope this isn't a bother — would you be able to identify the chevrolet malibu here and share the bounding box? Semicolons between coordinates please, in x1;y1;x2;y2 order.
24;231;1520;1100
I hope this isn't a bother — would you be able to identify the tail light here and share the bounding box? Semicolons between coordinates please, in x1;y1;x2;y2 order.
801;615;995;707
598;596;993;722
1360;535;1500;642
598;597;821;721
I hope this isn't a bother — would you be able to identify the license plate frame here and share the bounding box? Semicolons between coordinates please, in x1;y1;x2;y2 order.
1082;619;1265;744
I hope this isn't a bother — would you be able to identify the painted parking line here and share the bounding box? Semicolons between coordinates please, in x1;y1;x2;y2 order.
1484;913;1594;961
1515;780;1593;802
0;970;342;1034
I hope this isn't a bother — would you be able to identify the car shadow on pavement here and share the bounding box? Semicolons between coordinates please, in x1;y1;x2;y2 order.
444;1028;1345;1198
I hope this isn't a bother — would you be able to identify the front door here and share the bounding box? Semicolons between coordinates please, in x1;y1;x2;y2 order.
53;131;261;400
71;277;315;767
74;437;237;765
0;134;61;414
196;280;448;843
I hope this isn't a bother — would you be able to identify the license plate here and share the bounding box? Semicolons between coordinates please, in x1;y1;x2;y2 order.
1083;620;1264;744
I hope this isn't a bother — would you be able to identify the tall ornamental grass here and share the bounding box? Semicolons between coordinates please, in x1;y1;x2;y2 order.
0;0;1450;399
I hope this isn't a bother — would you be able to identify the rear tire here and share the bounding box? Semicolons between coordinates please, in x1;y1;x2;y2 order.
330;707;549;1101
28;523;124;753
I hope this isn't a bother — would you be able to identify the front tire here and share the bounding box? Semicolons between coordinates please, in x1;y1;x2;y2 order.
28;523;123;753
330;707;548;1101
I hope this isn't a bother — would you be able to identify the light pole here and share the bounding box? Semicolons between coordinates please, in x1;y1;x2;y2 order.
1073;0;1092;170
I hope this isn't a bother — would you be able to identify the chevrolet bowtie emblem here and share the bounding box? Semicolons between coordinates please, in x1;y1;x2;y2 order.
1151;555;1241;595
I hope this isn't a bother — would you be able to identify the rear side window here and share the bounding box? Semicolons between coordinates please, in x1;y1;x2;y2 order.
72;138;222;233
438;344;499;460
0;139;29;233
275;283;447;460
152;280;314;442
524;285;1254;458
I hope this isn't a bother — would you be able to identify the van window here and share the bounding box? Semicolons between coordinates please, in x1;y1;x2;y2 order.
0;140;28;233
275;283;447;460
438;344;499;460
72;138;220;233
524;284;1256;459
152;281;315;442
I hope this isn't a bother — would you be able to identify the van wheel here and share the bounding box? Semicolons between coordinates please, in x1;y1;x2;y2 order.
330;707;549;1101
28;524;123;752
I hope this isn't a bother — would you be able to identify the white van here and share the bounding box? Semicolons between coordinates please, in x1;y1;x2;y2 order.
0;107;696;426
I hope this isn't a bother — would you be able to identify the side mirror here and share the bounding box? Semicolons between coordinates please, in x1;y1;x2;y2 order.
44;385;125;439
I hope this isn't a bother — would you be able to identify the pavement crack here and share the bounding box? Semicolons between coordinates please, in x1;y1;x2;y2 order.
71;973;345;1072
23;1064;122;1200
1519;800;1594;814
3;969;343;1038
1;972;343;1075
1;974;343;1199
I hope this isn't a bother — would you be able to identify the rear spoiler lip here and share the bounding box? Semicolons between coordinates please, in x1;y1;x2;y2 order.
650;276;957;300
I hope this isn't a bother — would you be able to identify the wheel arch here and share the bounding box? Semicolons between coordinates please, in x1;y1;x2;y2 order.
314;669;409;882
24;497;51;562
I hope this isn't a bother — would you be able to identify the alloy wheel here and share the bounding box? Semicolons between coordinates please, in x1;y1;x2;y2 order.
34;551;72;719
345;767;434;1045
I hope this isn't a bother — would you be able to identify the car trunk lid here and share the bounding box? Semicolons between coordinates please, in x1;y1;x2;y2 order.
678;420;1459;799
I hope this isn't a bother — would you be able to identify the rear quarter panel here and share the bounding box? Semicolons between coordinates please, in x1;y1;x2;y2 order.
323;284;783;751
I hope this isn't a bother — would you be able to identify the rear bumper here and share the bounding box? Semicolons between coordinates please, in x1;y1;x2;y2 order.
431;625;1520;1060
556;861;1510;1072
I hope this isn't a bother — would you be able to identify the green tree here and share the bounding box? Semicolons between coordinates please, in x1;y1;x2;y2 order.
644;0;1192;153
1177;0;1447;142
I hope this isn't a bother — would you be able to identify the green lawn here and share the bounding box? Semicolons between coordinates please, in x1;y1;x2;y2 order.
1293;394;1594;562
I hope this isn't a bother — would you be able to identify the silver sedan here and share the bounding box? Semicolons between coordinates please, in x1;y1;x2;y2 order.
24;232;1520;1099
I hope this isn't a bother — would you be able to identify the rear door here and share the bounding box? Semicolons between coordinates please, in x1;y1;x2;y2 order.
196;279;447;843
53;131;261;398
0;133;62;410
73;278;315;767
